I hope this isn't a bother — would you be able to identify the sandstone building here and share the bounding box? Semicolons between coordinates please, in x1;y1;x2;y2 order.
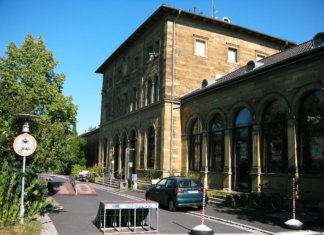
181;33;324;196
94;5;295;183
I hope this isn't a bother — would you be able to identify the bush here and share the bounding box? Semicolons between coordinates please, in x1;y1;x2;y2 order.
71;164;85;177
87;165;104;182
142;169;157;182
0;160;49;227
186;171;204;184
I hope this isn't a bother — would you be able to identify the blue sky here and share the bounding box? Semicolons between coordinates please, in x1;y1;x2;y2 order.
1;0;323;134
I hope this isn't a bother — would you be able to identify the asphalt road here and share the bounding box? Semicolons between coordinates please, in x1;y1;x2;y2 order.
50;183;247;234
48;176;324;235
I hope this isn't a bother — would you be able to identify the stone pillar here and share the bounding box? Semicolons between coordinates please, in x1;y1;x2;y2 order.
223;129;232;191
287;117;299;178
109;142;114;175
118;139;122;176
201;131;209;188
201;131;208;170
251;124;261;192
98;138;103;167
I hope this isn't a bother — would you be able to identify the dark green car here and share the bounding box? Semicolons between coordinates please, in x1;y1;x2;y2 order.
145;177;208;211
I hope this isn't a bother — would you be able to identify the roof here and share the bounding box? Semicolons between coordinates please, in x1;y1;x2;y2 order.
181;37;324;101
96;5;295;74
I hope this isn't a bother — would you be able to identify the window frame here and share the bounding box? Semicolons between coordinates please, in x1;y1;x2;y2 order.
261;100;288;174
147;127;155;169
299;91;324;174
227;47;238;64
208;116;225;172
188;119;203;171
193;35;208;57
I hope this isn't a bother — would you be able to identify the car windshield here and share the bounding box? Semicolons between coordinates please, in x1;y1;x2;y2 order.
177;179;200;188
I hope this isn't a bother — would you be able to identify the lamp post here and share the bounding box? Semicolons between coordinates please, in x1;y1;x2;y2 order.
13;122;37;224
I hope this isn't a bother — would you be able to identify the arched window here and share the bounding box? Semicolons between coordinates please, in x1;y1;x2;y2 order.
208;115;224;172
124;93;128;114
131;88;138;111
116;97;121;116
234;107;252;191
105;98;110;121
154;75;159;102
147;127;155;169
189;119;202;171
299;91;324;173
147;79;153;105
262;100;288;173
113;136;119;178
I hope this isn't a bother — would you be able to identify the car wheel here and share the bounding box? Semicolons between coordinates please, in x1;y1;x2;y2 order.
197;205;203;210
168;199;176;212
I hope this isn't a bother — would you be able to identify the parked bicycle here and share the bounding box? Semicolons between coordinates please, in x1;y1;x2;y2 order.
249;182;284;210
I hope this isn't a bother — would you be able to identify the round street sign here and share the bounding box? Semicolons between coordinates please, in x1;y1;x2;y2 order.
13;133;37;157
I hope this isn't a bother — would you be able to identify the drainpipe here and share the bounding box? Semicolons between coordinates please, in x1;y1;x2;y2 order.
170;10;181;175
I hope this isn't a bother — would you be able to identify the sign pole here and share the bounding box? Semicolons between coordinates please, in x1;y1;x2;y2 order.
13;123;37;224
20;156;26;224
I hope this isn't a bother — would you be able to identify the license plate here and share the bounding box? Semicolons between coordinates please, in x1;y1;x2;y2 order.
188;190;198;194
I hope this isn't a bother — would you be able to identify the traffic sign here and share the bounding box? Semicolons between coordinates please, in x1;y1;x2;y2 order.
13;133;37;157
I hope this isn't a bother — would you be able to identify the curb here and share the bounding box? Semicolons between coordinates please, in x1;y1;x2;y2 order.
40;213;58;235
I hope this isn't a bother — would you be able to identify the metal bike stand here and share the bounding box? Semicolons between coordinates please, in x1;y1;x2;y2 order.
96;200;159;233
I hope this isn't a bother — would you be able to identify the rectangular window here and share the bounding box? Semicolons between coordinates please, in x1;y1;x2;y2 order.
228;47;238;63
194;39;207;57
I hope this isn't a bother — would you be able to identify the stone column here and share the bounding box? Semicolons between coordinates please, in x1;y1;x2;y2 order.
201;131;209;188
251;124;261;192
118;139;122;176
287;117;299;178
201;131;208;171
98;138;103;167
223;129;232;191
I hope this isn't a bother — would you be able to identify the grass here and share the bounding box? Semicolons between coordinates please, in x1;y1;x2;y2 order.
0;220;43;235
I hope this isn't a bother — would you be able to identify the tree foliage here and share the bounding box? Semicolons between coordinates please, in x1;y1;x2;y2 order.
0;34;86;225
0;34;86;174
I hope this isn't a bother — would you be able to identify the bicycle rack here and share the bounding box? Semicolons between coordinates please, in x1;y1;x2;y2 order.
95;200;159;233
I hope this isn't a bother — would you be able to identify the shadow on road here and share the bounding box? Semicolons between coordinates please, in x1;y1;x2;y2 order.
210;203;324;232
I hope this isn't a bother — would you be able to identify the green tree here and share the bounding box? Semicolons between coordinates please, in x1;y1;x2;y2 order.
0;34;87;225
0;34;86;173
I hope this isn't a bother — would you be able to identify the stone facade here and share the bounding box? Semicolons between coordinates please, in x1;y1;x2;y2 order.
95;6;294;180
181;37;324;197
